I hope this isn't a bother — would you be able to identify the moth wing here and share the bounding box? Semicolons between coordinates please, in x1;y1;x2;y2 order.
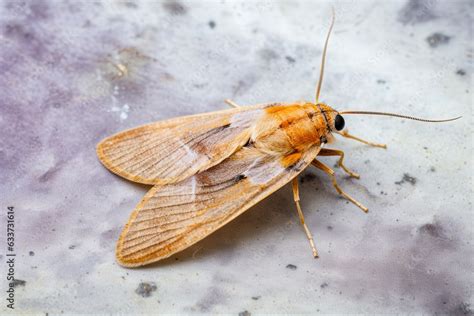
97;105;266;185
116;145;321;267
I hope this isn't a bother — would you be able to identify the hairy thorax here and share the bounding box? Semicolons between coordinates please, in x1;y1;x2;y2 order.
251;103;330;157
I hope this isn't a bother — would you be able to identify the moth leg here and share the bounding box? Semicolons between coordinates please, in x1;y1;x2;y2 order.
292;178;319;258
318;148;360;179
312;159;368;213
336;129;387;148
224;99;240;108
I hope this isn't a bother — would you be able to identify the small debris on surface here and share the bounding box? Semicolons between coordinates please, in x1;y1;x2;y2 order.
239;311;251;316
123;2;138;8
377;79;386;84
395;173;417;185
419;222;444;238
286;264;297;270
398;0;437;25
12;279;26;287
320;282;328;289
208;20;216;29
456;69;466;76
135;282;157;297
163;1;187;15
29;251;35;256
259;48;279;61
299;172;316;183
251;296;261;300
426;33;451;48
285;56;296;63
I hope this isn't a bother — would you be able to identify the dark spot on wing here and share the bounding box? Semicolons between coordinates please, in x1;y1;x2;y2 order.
320;282;329;289
398;0;437;25
251;296;261;300
456;69;466;76
29;251;35;256
377;79;386;84
135;282;157;297
426;33;451;48
236;174;247;182
239;311;251;316
208;20;216;29
243;138;253;147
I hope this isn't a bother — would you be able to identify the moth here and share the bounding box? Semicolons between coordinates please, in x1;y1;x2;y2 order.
97;14;459;267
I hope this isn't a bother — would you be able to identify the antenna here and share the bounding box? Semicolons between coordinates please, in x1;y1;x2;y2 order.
339;110;461;122
315;8;335;103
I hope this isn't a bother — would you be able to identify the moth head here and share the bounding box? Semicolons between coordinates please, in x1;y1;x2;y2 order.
315;103;345;132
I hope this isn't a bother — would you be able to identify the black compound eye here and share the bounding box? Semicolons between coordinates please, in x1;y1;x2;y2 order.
334;114;345;131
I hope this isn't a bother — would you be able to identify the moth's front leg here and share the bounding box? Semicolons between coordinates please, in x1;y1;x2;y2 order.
311;159;368;213
336;129;387;148
318;148;360;179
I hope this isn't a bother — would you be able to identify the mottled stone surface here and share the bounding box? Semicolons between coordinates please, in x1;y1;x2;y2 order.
0;0;472;313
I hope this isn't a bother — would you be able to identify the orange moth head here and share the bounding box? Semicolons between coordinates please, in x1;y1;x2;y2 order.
314;102;345;132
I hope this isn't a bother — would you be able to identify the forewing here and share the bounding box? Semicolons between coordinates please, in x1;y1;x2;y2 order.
116;145;321;267
97;105;265;185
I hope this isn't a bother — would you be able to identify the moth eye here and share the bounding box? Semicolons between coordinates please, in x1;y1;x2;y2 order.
334;114;345;131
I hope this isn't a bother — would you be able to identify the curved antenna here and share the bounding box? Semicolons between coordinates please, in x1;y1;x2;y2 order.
315;7;336;103
339;110;461;123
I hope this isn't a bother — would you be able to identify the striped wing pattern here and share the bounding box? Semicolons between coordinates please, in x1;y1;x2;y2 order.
116;145;321;267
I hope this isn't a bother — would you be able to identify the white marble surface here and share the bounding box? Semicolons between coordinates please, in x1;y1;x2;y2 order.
0;0;472;314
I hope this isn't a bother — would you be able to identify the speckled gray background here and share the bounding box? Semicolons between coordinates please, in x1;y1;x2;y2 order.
0;0;472;314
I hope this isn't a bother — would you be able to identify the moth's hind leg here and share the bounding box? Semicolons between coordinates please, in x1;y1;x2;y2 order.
224;99;240;108
312;159;368;213
318;148;360;179
337;129;387;148
292;178;318;258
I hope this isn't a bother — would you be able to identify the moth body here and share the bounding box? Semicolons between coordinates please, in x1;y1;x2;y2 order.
252;103;339;166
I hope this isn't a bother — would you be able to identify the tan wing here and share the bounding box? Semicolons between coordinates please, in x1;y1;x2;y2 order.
116;145;321;267
97;105;267;185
